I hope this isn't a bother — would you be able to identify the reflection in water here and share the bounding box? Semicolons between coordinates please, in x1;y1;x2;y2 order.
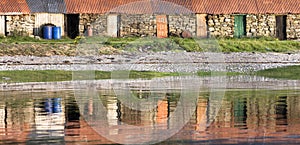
0;90;300;144
29;97;65;144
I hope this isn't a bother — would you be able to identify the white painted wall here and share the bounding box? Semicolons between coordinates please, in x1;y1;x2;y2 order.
0;16;5;36
107;14;119;37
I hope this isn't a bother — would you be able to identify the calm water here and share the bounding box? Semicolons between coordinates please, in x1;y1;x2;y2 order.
1;81;300;144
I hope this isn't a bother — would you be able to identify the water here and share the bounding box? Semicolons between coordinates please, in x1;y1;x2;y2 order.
1;77;300;144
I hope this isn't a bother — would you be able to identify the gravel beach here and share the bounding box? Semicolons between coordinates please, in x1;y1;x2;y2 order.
0;52;300;72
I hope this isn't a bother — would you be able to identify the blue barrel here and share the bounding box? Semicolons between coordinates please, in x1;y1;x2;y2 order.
44;98;53;113
43;26;52;39
52;98;62;113
52;26;61;39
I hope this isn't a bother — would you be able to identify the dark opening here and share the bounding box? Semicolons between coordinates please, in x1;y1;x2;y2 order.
276;15;287;40
65;97;80;136
4;16;8;36
275;96;288;132
66;14;79;39
233;97;247;128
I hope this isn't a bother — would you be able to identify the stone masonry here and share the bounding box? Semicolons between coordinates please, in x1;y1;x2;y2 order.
120;14;157;37
79;14;107;36
207;14;235;37
168;14;196;36
6;14;35;36
287;14;300;39
246;14;276;37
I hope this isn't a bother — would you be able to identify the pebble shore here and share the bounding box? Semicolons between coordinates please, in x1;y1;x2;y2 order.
0;52;300;72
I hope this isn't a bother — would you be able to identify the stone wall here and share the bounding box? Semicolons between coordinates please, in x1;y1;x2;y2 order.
168;14;196;36
6;14;35;36
1;13;300;39
246;14;276;37
207;14;235;37
287;14;300;39
120;14;156;37
79;14;107;36
207;14;278;38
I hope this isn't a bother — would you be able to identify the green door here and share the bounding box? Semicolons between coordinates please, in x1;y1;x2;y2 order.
234;15;246;38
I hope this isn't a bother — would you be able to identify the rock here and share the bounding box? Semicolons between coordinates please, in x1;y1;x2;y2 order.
181;30;192;38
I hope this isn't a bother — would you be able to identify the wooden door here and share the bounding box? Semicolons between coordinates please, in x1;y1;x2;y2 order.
234;15;246;38
276;15;287;40
156;15;168;38
196;14;207;38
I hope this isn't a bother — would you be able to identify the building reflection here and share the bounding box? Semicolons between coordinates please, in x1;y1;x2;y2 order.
28;97;65;144
0;98;33;144
0;90;300;144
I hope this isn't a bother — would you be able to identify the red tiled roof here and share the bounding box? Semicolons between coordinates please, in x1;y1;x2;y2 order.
194;0;259;14
202;0;236;14
109;0;153;14
237;0;259;14
0;0;30;14
109;0;193;14
64;0;300;14
256;0;285;14
191;0;205;13
283;0;300;14
65;0;139;14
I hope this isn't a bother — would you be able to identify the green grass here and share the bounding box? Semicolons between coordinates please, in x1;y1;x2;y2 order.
255;65;300;80
0;70;241;83
1;35;299;57
102;36;300;53
0;70;72;83
218;37;300;53
197;71;242;76
0;70;181;83
1;36;300;55
0;35;74;44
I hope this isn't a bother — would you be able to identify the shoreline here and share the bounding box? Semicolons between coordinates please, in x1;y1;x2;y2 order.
1;75;300;92
1;52;300;72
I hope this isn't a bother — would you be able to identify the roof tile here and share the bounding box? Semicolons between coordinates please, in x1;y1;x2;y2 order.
256;0;284;14
109;0;193;14
0;0;30;14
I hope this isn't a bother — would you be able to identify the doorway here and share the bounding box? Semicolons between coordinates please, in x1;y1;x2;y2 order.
234;15;246;38
276;15;287;40
66;14;79;39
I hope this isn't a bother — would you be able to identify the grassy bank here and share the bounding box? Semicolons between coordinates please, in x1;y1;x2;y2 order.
218;37;300;53
255;65;300;80
0;35;74;44
0;70;180;83
1;65;297;83
0;36;300;56
105;36;300;53
0;70;240;83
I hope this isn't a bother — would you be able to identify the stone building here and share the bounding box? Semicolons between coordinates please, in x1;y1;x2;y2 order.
0;0;299;40
0;0;32;36
64;0;300;40
202;0;300;40
26;0;66;37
